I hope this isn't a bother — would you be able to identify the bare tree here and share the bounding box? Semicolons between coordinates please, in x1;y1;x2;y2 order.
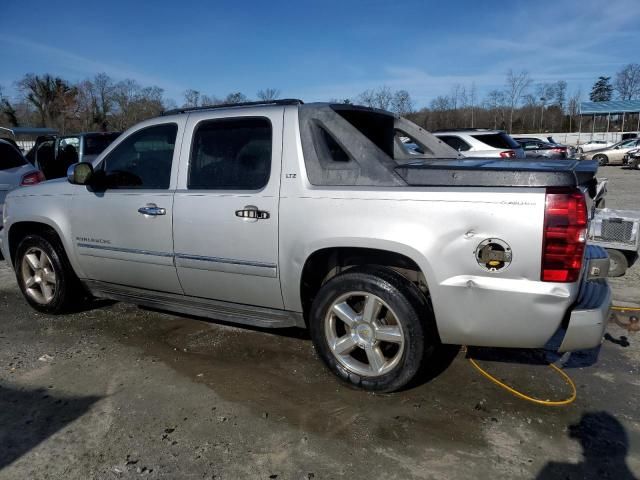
223;92;248;104
183;89;201;107
391;90;414;115
256;88;280;101
0;97;19;127
567;90;581;132
504;70;531;133
356;86;393;110
0;85;18;126
486;89;507;130
469;82;477;127
198;94;220;106
554;80;567;110
614;63;640;100
536;83;555;131
18;74;78;130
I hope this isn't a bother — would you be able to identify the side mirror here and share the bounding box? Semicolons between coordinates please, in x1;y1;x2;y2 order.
67;162;94;185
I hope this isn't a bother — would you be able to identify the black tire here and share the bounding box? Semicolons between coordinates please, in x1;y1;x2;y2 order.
309;265;438;392
15;233;83;314
593;154;608;166
606;249;628;277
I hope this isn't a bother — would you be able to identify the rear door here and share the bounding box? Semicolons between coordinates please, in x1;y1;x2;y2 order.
70;120;184;293
172;108;284;309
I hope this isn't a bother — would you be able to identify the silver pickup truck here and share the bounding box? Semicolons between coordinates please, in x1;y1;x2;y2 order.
0;100;611;392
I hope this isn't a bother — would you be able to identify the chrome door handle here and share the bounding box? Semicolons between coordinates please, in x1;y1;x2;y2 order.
138;204;166;216
235;205;270;220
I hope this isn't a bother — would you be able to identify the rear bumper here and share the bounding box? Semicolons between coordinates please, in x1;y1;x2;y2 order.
558;279;611;352
555;246;611;352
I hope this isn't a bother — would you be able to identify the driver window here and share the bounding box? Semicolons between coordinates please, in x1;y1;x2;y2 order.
102;123;177;189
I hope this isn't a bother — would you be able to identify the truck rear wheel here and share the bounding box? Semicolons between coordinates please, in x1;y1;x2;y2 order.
15;234;83;314
606;249;628;277
309;265;436;392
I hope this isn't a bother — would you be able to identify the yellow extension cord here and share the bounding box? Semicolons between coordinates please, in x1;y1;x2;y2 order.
466;305;640;407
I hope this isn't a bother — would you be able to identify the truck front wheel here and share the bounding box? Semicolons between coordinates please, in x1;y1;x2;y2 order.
15;234;83;314
309;265;437;392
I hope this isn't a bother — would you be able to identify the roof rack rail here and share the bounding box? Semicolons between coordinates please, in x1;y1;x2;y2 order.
162;98;304;116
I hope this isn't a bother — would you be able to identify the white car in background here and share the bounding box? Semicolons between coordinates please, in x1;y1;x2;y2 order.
576;140;613;154
432;129;526;159
0;139;45;247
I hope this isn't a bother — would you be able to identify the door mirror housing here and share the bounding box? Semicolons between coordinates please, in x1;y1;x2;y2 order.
67;162;94;185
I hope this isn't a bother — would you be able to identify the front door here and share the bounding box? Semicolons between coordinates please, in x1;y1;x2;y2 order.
172;109;283;309
71;121;184;294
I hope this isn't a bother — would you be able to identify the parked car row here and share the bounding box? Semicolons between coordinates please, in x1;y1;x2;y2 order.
30;132;121;179
580;138;640;166
512;137;572;159
0;131;121;240
432;129;526;159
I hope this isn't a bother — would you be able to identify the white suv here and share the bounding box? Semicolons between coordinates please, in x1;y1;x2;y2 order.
433;129;525;159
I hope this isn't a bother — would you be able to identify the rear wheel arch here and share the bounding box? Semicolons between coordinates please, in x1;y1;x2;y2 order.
299;246;432;322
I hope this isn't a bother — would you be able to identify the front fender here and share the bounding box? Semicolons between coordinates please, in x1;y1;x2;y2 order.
3;194;85;278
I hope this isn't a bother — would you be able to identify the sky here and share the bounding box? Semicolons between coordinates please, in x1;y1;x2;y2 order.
1;0;639;108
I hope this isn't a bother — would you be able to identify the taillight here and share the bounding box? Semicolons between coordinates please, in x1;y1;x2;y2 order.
499;150;516;158
541;188;588;282
20;171;46;186
551;148;564;153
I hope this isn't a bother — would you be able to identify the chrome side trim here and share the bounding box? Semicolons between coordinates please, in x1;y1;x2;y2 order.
77;243;174;258
82;279;304;328
175;253;277;278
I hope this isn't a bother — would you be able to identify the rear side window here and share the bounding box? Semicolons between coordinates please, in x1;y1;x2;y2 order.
102;123;177;189
471;133;520;149
0;142;27;170
438;135;471;151
189;117;272;190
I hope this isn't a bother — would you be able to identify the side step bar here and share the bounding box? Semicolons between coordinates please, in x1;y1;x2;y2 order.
83;280;305;329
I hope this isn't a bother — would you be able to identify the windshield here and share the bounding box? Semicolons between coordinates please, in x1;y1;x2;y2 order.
84;133;121;155
0;141;27;170
471;133;521;149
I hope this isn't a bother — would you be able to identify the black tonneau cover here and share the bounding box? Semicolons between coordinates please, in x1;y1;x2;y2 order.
395;159;599;189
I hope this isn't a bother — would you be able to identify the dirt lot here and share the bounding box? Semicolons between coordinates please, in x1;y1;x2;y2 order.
0;167;638;479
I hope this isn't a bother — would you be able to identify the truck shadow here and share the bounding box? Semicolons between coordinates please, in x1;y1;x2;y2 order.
536;411;637;479
0;385;101;470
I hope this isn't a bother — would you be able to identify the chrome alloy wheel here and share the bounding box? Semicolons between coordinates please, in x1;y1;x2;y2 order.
20;247;57;305
325;291;405;377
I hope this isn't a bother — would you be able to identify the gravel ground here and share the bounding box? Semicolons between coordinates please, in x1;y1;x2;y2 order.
0;168;638;479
